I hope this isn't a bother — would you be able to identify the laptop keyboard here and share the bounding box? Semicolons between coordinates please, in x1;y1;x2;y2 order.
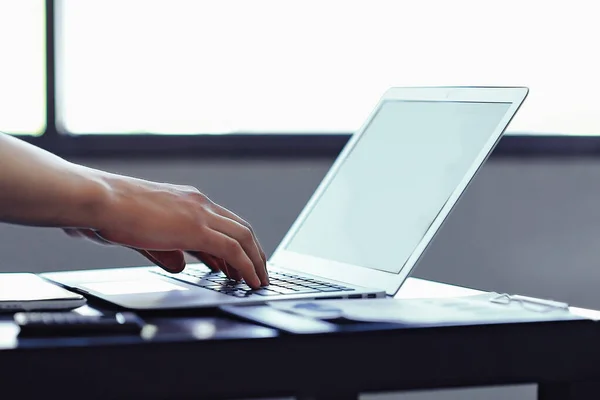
151;265;354;298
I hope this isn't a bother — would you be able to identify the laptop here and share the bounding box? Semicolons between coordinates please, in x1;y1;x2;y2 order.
42;86;528;310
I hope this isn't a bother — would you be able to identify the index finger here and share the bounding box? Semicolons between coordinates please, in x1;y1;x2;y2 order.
212;205;268;266
201;229;261;289
208;214;268;286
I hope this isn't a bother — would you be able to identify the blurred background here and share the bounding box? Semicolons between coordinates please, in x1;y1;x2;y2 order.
1;1;600;399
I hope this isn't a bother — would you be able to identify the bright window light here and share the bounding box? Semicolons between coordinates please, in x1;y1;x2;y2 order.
57;0;600;135
0;0;46;135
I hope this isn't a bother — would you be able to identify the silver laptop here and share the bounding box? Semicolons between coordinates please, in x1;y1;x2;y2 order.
42;86;528;310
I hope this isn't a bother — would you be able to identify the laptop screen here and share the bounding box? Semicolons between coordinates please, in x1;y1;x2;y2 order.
284;100;511;274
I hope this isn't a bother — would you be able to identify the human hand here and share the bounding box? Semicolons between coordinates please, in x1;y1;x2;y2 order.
65;174;268;289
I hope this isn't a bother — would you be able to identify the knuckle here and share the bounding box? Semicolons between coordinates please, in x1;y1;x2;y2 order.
225;238;242;254
196;224;211;236
240;218;254;233
240;226;253;241
192;212;210;231
194;205;210;219
196;192;210;202
179;186;209;202
172;184;198;195
193;205;215;224
239;217;250;228
180;184;199;193
193;193;211;205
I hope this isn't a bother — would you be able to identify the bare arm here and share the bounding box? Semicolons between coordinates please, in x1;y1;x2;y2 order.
0;132;109;228
0;132;268;288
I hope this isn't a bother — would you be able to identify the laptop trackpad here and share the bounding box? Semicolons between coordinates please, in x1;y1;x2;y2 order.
80;280;189;296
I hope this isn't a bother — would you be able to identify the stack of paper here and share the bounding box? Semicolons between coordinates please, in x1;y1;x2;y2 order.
268;293;585;326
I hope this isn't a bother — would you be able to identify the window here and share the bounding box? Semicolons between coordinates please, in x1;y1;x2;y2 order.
1;0;600;156
0;0;46;135
56;0;600;136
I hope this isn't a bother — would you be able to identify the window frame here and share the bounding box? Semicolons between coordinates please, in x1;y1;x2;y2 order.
18;0;600;159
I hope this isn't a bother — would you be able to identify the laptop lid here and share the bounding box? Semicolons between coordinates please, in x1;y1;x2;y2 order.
270;86;528;296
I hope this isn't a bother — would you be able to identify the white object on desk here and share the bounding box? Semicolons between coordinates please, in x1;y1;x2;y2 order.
269;278;600;324
269;291;581;325
395;277;482;299
398;277;600;321
0;273;86;311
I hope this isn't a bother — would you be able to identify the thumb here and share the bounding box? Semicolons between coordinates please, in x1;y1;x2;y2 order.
135;249;186;273
64;228;186;273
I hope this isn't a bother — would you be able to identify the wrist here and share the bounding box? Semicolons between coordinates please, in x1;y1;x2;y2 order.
64;165;116;230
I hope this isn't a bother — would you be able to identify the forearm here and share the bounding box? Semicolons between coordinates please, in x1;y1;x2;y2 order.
0;132;111;228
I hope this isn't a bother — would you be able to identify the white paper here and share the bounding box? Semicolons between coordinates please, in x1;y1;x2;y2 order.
269;293;583;325
0;273;80;301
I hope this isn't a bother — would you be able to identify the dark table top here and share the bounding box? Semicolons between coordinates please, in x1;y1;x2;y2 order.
1;278;599;400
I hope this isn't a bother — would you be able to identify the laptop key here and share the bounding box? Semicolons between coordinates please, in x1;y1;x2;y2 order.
270;287;297;295
216;287;236;293
304;282;326;286
253;290;281;296
316;287;343;292
278;284;303;290
190;265;211;273
209;277;230;282
252;289;281;296
302;283;329;289
287;279;312;284
200;283;223;289
289;288;320;294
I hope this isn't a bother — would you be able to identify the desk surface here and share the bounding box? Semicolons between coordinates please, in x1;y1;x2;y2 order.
1;277;599;400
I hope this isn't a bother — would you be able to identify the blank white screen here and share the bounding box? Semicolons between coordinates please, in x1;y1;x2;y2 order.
285;100;511;273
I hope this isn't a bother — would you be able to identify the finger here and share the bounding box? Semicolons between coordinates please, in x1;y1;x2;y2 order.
201;229;261;289
187;250;239;281
67;229;187;273
148;250;187;273
212;205;268;266
63;228;81;238
186;250;222;273
191;252;242;282
222;261;243;281
208;211;268;284
201;254;240;281
208;214;268;286
217;258;233;280
135;249;186;273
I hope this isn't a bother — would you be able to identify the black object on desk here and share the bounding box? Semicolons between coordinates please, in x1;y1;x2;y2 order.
14;311;145;337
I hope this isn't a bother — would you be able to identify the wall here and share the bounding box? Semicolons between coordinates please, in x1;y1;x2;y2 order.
2;154;600;398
